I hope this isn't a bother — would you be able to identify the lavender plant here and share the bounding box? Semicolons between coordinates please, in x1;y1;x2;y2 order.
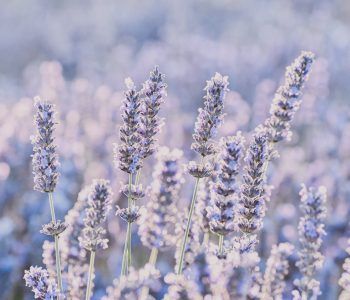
115;67;166;275
292;185;327;300
79;179;112;300
177;72;229;274
31;97;64;294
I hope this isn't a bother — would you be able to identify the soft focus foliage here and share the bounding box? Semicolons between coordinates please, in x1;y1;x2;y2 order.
1;1;350;299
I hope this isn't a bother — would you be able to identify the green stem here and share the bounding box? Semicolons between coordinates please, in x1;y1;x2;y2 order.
218;234;224;256
48;193;63;295
121;222;131;276
85;250;96;300
176;176;201;275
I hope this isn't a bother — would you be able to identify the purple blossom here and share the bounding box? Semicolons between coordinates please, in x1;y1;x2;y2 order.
31;97;60;193
191;72;229;157
79;179;113;251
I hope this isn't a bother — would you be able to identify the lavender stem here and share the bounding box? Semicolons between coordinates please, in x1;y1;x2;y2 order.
85;250;96;300
48;192;63;295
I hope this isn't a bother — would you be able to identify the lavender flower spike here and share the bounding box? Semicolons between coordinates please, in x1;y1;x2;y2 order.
31;96;64;293
339;239;350;299
139;66;167;159
207;132;245;257
192;72;229;157
292;184;327;300
115;78;143;174
138;147;183;251
177;72;229;275
262;243;294;300
31;97;60;193
266;51;315;144
238;126;269;237
79;179;113;300
24;266;59;300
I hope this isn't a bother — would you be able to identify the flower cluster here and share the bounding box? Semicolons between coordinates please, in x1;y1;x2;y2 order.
293;185;327;299
79;179;113;251
164;273;202;300
191;72;229;157
238;126;269;236
265;51;315;143
139;66;167;159
262;243;294;300
31;97;60;193
207;133;245;236
23;266;59;299
115;78;143;174
138;147;183;250
102;264;161;299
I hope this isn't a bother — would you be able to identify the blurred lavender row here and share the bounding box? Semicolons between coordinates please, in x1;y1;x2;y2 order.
1;1;350;299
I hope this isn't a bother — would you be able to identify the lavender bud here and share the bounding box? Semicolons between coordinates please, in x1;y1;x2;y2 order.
293;185;327;299
164;273;202;300
31;97;60;193
79;179;113;251
120;183;145;200
42;241;56;280
115;78;143;174
139;66;167;159
207;133;245;236
238;126;269;235
138;147;183;250
23;266;59;299
191;72;229;157
266;51;315;143
116;206;141;223
40;220;67;236
262;243;294;300
187;161;213;178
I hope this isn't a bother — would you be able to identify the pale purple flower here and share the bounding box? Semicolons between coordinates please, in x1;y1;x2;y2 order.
79;179;113;251
238;126;269;236
164;273;202;300
265;51;315;143
293;185;327;299
23;266;59;300
138;147;183;250
139;66;167;159
191;72;229;157
207;133;245;236
339;240;350;299
102;264;161;300
31;97;60;193
115;78;143;174
262;243;294;300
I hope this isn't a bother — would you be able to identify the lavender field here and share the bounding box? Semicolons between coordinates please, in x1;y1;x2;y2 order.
1;1;350;299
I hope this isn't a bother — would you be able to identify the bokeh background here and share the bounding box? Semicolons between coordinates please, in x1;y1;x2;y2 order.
0;0;349;299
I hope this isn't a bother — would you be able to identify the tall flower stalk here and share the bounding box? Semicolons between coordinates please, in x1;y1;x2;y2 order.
79;179;113;300
292;185;327;300
177;72;229;274
31;97;65;295
115;67;166;275
207;133;245;258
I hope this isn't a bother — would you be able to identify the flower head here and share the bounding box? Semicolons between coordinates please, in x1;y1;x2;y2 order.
266;51;315;143
31;97;60;193
115;78;143;174
191;73;229;157
138;147;183;250
79;179;113;251
24;266;59;299
139;66;167;159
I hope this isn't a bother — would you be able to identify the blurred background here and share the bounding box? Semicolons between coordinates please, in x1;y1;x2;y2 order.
0;0;349;299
